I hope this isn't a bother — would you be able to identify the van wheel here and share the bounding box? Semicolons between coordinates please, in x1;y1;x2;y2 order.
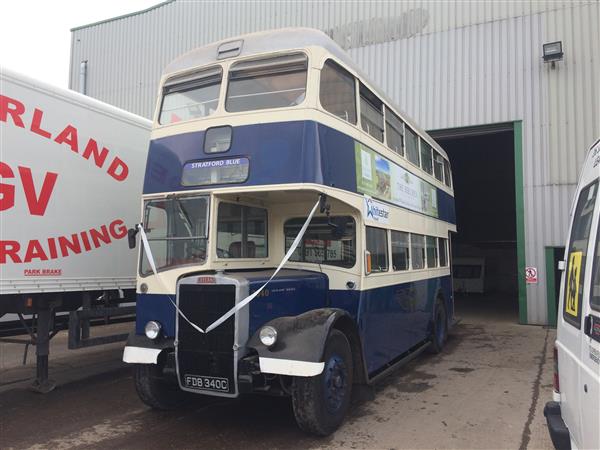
133;363;189;410
428;299;447;354
291;329;353;436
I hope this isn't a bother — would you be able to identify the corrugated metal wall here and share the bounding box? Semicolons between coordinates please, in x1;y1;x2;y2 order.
70;0;600;324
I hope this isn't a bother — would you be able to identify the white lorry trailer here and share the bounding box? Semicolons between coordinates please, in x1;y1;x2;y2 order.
0;68;151;391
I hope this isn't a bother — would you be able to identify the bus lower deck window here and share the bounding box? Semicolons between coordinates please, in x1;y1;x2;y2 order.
411;233;425;269
284;216;356;268
226;53;308;112
426;236;438;268
366;226;388;272
217;202;268;258
391;230;409;271
439;238;448;267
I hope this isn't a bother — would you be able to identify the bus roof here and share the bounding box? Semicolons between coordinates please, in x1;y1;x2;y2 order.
163;27;448;159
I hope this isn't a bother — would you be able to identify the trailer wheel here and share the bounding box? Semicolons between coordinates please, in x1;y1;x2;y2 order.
428;298;447;354
291;329;353;436
133;363;189;410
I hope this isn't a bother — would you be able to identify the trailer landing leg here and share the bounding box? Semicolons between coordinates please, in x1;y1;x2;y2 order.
29;308;56;394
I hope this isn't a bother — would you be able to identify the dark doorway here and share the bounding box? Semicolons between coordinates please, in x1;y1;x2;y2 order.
431;127;519;321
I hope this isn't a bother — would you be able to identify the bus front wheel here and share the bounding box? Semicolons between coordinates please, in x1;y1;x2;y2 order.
133;362;189;410
291;329;353;436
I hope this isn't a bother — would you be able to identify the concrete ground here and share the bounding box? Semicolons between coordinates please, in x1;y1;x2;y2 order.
0;298;555;450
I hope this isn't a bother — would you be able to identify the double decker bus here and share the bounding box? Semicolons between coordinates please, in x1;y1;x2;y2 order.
123;28;456;435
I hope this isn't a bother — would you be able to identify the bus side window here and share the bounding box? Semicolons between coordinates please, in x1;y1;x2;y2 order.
411;233;425;269
563;181;598;327
433;151;444;182
426;236;438;268
443;158;452;188
319;60;357;124
366;226;388;272
391;230;409;271
420;141;433;175
359;83;384;142
439;238;449;267
385;107;404;157
405;127;420;167
591;213;600;312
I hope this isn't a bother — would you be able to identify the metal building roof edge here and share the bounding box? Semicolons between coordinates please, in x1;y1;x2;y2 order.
70;0;175;32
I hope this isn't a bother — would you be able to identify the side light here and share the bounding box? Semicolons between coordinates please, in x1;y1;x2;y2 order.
259;326;278;347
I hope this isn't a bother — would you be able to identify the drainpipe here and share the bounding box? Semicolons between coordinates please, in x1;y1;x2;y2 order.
79;60;88;95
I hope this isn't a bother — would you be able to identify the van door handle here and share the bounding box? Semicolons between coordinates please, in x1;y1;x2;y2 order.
584;315;592;337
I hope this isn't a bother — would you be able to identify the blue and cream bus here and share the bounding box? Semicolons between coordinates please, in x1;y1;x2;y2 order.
123;28;456;435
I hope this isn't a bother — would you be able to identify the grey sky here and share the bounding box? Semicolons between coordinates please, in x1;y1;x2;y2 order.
1;0;159;88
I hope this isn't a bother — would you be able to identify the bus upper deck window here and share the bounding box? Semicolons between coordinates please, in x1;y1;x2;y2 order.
385;107;404;156
159;66;222;124
443;158;452;188
359;84;384;142
433;151;444;182
319;60;357;124
405;127;420;167
226;53;308;112
420;141;433;175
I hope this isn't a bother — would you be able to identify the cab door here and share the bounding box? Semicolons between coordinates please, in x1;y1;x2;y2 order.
579;194;600;450
558;179;598;447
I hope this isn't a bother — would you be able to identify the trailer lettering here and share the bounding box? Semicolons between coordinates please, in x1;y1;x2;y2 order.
0;218;129;264
0;161;16;211
0;163;58;216
30;108;52;139
54;125;79;153
18;166;58;216
0;94;131;181
0;95;25;128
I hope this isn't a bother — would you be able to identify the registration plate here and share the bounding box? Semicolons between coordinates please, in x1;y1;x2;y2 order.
184;374;229;392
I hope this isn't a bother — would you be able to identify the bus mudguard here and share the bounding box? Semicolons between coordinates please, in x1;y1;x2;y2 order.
122;332;174;364
247;308;367;381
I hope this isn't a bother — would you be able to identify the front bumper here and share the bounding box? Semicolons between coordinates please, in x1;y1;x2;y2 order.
544;401;571;450
122;333;174;364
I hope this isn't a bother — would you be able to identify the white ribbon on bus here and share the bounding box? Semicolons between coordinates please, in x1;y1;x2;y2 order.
137;198;321;334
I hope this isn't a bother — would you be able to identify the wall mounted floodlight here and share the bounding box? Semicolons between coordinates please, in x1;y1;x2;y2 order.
543;41;563;68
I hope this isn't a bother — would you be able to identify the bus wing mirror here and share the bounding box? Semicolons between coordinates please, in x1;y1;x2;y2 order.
128;227;139;249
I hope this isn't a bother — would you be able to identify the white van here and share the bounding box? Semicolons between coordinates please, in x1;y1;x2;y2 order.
545;138;600;450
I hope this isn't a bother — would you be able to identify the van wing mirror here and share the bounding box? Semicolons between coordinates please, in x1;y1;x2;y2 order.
128;227;139;249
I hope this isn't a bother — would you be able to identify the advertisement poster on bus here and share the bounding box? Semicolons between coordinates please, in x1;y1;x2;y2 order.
354;143;438;218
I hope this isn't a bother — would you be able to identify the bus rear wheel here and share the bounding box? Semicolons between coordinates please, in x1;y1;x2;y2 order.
291;329;353;436
429;299;448;354
133;362;189;410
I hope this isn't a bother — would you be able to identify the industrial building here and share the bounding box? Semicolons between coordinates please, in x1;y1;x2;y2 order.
69;0;600;325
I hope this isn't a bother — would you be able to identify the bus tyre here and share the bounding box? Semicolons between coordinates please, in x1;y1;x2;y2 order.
429;299;448;354
133;363;189;410
291;329;353;436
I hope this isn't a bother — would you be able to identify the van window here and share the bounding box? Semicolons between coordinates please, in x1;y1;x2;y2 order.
366;227;388;272
563;181;598;327
411;233;425;269
226;53;308;112
217;203;267;258
284;216;356;268
320;60;357;124
591;217;600;312
405;127;420;166
385;107;404;156
359;84;384;142
391;230;409;271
